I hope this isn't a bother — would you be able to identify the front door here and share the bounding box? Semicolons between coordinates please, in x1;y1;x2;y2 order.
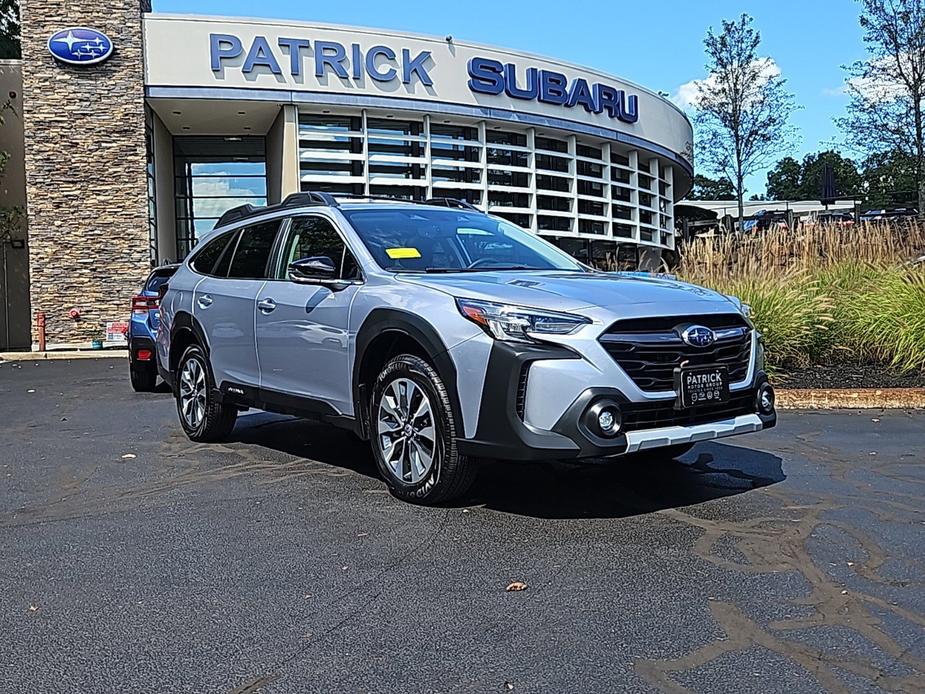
256;215;362;415
194;220;280;388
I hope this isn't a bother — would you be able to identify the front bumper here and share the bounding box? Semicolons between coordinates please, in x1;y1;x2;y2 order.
455;341;776;461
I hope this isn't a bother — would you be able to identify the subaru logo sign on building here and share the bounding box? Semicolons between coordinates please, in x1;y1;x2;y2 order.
681;325;716;348
47;28;114;66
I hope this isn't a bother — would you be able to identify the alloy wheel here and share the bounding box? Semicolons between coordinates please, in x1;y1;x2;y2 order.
179;356;207;430
377;377;436;484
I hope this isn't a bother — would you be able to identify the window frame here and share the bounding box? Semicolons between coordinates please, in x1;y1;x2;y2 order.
268;214;366;284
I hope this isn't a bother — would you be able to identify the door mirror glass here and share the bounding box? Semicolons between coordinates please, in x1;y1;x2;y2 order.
288;255;337;282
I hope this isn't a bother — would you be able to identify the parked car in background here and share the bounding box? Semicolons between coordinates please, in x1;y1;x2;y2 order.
860;208;919;223
815;212;855;228
741;210;790;233
156;193;776;505
129;264;178;391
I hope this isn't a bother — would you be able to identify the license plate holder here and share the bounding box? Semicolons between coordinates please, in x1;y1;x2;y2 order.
675;365;730;409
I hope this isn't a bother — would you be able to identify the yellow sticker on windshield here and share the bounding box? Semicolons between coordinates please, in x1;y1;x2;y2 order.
386;247;422;259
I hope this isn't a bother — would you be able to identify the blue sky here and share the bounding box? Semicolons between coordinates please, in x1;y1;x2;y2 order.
152;0;869;195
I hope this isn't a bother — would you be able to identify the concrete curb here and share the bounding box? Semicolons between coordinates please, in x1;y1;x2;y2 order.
0;350;127;361
777;388;925;409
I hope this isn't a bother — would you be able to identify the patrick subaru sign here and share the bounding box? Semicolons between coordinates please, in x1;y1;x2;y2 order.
208;33;638;125
47;27;114;66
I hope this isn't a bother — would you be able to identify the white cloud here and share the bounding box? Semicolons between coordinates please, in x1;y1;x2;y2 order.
672;58;782;110
844;56;908;102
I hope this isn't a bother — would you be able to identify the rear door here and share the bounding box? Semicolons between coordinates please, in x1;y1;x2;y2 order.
194;220;282;389
256;215;363;414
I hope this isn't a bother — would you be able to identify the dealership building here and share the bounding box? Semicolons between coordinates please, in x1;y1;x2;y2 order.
1;2;693;349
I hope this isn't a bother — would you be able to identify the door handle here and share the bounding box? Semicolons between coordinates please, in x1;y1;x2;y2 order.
197;294;213;309
257;298;277;313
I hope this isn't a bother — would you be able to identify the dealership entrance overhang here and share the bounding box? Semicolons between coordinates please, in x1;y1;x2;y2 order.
143;14;694;268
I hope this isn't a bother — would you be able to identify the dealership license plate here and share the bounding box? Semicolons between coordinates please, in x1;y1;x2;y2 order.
675;365;730;409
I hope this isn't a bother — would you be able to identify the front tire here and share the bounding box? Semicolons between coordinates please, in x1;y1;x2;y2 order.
370;354;476;504
175;344;237;442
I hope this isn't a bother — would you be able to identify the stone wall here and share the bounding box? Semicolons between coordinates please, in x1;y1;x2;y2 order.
22;1;152;347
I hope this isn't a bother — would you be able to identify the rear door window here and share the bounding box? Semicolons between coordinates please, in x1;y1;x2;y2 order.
227;221;282;279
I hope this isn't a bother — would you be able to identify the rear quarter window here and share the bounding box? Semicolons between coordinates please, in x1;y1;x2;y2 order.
189;231;236;276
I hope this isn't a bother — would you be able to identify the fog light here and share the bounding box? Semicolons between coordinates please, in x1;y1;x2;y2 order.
597;407;621;435
757;383;775;415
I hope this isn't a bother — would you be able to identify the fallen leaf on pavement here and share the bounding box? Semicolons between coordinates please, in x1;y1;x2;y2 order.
505;581;527;592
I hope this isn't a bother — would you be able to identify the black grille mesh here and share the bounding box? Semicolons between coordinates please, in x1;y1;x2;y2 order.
599;314;751;392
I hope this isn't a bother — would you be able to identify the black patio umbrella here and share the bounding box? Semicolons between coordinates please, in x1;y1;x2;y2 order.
821;162;836;208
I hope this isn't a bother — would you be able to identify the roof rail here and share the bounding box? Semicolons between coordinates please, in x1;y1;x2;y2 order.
213;192;484;230
214;203;260;228
281;191;340;207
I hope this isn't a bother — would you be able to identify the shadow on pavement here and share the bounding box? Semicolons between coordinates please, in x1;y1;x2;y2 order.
464;443;785;519
231;412;785;519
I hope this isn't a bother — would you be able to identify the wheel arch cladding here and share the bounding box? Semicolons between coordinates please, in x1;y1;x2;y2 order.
354;308;464;440
169;311;210;372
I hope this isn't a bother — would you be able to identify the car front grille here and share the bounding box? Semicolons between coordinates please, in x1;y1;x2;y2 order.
599;314;752;392
621;392;757;432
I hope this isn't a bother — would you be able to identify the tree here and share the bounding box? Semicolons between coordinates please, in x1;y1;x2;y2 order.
687;173;735;199
862;150;918;207
693;14;798;228
766;156;802;200
0;0;19;59
766;151;863;200
800;151;863;200
838;0;925;214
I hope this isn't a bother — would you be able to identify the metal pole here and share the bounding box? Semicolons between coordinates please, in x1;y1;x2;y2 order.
36;311;46;352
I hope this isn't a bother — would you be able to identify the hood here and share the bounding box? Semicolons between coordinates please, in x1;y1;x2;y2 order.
396;271;737;313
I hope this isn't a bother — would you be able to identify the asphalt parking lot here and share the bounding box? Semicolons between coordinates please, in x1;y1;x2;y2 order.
1;359;924;693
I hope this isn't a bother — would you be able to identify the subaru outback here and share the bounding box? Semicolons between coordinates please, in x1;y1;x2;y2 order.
156;193;776;504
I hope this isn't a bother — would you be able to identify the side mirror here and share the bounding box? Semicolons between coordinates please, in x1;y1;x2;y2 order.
289;255;336;281
288;256;352;291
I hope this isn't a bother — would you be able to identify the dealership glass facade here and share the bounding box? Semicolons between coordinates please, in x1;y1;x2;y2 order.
295;109;676;255
173;136;268;257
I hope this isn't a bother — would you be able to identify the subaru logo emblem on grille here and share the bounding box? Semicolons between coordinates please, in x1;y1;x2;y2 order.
681;325;715;347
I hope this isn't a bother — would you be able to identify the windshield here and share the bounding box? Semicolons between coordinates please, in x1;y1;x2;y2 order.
340;208;584;273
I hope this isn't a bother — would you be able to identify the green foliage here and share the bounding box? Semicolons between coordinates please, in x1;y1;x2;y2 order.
851;267;925;372
765;151;862;201
0;0;19;60
688;174;736;200
766;156;802;200
677;223;925;373
711;273;833;368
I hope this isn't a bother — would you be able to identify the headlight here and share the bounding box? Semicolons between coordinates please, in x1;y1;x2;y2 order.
456;298;590;343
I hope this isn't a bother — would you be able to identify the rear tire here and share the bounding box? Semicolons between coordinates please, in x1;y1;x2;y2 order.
370;354;476;504
175;344;237;442
129;361;157;392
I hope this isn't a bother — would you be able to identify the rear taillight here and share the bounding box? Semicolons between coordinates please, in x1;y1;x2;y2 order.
132;294;159;314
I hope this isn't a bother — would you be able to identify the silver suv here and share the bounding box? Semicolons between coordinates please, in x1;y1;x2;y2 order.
157;193;776;504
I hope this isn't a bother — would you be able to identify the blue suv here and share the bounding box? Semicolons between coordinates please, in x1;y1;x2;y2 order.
128;264;178;391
